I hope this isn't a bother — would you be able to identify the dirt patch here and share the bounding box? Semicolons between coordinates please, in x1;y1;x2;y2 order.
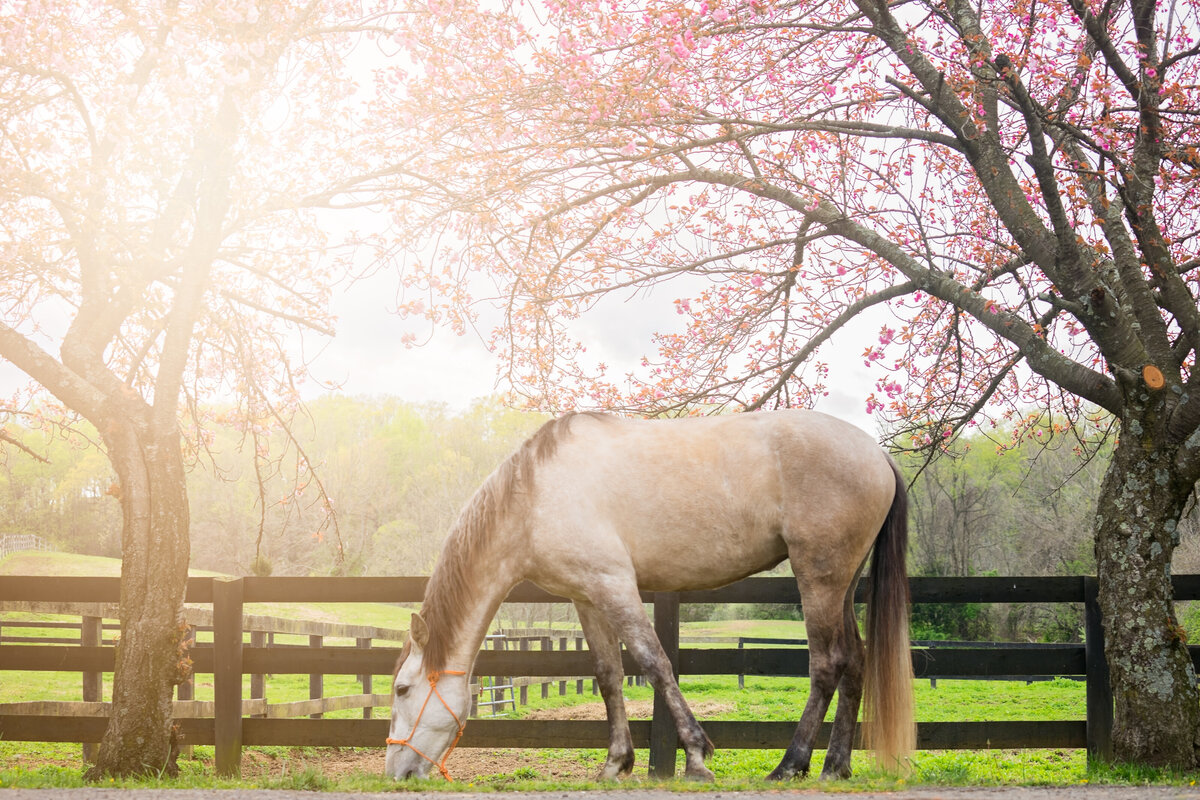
526;698;734;721
9;741;598;784
17;700;729;782
234;699;741;781
234;745;600;783
236;699;743;781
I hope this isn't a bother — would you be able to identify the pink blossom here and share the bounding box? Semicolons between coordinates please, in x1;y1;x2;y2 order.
862;347;884;365
712;6;729;21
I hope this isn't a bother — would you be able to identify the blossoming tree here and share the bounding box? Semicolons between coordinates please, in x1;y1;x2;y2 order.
385;0;1200;767
0;0;395;776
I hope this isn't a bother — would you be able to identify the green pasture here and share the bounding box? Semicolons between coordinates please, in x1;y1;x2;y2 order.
0;551;414;633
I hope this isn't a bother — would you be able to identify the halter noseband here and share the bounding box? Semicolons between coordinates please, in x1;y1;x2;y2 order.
386;669;468;780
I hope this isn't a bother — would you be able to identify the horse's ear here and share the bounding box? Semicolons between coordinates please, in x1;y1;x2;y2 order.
410;612;429;650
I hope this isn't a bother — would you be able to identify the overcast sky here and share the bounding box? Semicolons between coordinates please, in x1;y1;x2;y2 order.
307;268;885;435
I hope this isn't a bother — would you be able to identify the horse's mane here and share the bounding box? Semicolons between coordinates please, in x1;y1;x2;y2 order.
418;412;605;674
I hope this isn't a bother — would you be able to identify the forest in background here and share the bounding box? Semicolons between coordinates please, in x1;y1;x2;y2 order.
3;398;1199;641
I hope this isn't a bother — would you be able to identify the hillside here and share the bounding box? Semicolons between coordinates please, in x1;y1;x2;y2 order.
0;550;413;631
0;550;223;578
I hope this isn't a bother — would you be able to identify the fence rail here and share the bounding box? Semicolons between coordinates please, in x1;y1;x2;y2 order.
5;575;1200;777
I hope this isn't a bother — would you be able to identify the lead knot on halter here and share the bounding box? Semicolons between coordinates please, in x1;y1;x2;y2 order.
386;669;468;781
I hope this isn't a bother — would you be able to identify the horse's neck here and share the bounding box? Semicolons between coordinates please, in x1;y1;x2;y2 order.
443;574;519;673
428;529;526;674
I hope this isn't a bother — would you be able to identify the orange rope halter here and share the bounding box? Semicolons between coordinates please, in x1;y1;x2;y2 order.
386;669;468;780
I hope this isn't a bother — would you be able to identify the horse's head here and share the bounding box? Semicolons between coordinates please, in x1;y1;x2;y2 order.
385;613;470;779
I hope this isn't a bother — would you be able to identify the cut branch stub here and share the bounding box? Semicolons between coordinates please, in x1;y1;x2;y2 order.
1143;364;1165;391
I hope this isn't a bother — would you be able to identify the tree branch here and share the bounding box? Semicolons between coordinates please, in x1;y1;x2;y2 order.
745;280;916;411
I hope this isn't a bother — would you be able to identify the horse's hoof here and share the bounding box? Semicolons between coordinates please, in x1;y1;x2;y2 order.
594;763;627;781
766;757;808;781
684;764;715;782
819;764;852;781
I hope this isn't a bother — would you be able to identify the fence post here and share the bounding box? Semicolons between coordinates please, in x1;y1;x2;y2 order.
575;636;584;696
81;615;102;763
250;630;266;717
358;637;373;719
541;637;551;700
737;637;744;690
520;639;530;706
649;591;680;778
177;624;196;758
309;634;324;719
1084;576;1113;762
213;577;244;777
559;636;568;696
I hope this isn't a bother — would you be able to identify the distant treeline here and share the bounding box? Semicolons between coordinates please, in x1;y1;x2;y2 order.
4;400;1199;640
0;396;545;578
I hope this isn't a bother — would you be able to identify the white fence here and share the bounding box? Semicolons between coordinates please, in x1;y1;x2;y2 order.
0;534;54;561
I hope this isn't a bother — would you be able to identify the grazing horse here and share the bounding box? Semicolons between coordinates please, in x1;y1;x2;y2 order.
386;410;915;781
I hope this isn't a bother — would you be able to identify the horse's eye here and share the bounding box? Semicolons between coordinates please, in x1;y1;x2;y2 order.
396;685;410;698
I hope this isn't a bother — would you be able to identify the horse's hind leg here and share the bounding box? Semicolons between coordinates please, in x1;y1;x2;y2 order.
587;582;714;781
767;584;853;781
821;584;865;779
575;600;635;780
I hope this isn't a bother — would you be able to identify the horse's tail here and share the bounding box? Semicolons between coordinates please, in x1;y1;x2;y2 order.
862;460;916;772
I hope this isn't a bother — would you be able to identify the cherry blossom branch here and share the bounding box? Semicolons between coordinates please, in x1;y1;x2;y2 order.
745;279;917;411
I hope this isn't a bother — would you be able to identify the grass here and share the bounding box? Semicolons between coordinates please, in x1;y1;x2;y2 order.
6;742;1199;792
507;674;1085;725
681;618;806;640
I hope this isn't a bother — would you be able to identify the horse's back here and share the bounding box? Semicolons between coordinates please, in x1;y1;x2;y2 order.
525;410;895;595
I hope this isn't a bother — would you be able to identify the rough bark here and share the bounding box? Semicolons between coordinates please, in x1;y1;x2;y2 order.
1095;399;1200;768
84;410;192;778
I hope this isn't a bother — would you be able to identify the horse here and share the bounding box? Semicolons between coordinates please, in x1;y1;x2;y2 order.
386;409;915;781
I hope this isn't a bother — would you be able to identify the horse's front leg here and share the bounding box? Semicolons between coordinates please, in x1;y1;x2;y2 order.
575;601;635;780
588;583;714;781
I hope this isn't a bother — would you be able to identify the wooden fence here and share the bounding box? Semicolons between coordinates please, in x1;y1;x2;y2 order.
0;617;606;720
4;574;1200;778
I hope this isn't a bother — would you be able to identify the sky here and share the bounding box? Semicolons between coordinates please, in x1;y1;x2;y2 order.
306;268;885;435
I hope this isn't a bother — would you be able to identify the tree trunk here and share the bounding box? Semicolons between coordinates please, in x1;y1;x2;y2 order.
1094;429;1200;768
85;417;192;778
